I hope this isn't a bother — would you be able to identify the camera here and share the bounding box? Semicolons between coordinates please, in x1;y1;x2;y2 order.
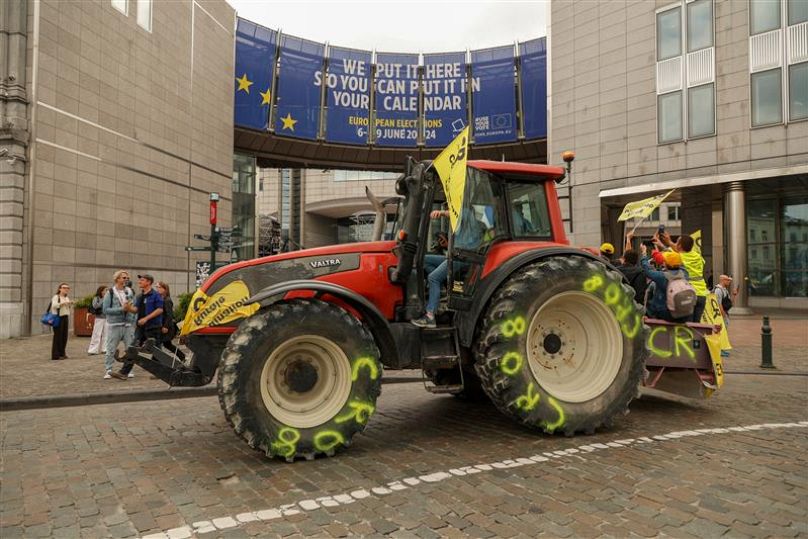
657;224;666;235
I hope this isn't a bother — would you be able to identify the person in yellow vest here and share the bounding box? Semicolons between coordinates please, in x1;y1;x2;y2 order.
660;232;708;322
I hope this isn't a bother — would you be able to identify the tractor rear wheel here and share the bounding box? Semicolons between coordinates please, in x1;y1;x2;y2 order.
217;299;382;461
474;256;647;435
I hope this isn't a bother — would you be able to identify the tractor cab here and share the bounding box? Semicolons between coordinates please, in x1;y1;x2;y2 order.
391;159;568;322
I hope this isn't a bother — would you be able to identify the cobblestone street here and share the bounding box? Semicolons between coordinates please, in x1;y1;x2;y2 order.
2;371;806;538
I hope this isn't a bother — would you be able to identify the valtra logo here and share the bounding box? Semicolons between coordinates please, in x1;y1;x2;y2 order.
310;258;341;269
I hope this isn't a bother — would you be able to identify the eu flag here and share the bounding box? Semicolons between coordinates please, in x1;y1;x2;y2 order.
234;18;277;130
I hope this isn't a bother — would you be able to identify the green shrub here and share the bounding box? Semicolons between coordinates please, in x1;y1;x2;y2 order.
174;292;193;322
75;294;95;309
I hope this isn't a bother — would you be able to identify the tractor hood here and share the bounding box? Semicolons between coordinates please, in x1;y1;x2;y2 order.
180;240;397;336
200;240;396;295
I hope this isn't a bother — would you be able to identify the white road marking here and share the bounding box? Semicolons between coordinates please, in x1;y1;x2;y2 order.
141;421;808;539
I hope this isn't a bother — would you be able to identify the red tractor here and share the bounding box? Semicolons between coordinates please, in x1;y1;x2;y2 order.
132;157;721;461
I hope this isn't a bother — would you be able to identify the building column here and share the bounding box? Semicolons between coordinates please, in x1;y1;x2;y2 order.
0;0;30;337
724;181;752;314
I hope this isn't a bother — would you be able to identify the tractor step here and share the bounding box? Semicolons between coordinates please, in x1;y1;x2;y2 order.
420;327;465;395
422;354;459;370
425;384;464;395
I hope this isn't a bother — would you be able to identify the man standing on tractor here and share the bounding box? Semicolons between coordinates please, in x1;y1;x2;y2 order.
412;206;483;328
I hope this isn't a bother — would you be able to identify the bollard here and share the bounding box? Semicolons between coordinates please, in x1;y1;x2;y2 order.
760;315;775;369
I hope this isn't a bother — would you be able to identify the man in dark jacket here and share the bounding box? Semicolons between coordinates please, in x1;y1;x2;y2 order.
616;249;647;305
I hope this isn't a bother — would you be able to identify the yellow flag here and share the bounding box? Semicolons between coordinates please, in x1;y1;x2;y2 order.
618;189;675;222
691;229;702;255
180;280;259;335
704;333;724;391
701;293;732;351
432;127;469;232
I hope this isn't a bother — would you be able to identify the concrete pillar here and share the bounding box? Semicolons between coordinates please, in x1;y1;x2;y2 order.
724;181;753;314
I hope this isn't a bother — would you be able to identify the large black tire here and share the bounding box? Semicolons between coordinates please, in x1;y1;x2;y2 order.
474;256;647;436
217;299;382;461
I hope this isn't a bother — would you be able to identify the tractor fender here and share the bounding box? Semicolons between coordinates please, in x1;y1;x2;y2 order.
247;279;399;369
456;247;613;347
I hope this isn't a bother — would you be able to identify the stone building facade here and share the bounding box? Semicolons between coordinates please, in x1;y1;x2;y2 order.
0;0;236;337
548;0;808;310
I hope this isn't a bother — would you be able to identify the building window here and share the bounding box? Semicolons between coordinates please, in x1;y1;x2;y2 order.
667;205;681;221
688;84;715;137
789;63;808;121
750;0;780;34
749;0;808;126
789;0;808;25
657;7;682;61
658;91;683;143
752;69;783;126
688;0;713;51
656;1;715;143
650;207;661;222
111;0;127;15
137;0;152;31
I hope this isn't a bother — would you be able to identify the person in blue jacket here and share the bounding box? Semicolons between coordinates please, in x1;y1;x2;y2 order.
640;244;690;322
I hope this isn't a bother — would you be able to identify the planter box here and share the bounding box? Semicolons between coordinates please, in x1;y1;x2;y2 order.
74;307;93;336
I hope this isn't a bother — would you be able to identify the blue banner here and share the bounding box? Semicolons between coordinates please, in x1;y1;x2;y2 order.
471;45;517;144
374;52;419;147
519;38;547;139
423;51;467;147
324;46;372;145
234;19;277;130
275;35;325;140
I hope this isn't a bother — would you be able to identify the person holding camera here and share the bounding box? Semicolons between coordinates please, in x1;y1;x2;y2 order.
102;270;137;379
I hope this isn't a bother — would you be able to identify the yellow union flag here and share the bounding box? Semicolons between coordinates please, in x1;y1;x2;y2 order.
618;189;675;222
180;280;259;335
432;127;469;232
701;292;732;351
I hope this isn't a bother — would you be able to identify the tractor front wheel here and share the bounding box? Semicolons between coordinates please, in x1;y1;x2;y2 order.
217;299;382;461
475;256;647;435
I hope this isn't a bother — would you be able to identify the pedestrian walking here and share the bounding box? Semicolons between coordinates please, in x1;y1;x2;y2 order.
155;281;185;361
50;283;73;360
103;270;137;379
86;285;108;355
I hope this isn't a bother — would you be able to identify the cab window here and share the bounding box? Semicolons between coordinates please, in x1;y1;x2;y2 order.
508;182;552;238
455;168;506;252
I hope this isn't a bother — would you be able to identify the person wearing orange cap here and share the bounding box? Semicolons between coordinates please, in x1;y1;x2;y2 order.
639;244;693;322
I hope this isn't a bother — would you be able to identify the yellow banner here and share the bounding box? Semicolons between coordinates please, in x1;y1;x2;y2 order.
704;333;724;395
432;127;469;232
701;292;731;351
618;189;675;222
691;229;702;255
180;280;259;335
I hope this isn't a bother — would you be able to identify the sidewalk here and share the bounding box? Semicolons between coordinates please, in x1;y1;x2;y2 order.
0;332;422;407
1;312;805;407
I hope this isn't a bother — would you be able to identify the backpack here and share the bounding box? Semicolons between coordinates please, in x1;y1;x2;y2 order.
717;287;732;314
88;296;103;316
665;271;696;319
